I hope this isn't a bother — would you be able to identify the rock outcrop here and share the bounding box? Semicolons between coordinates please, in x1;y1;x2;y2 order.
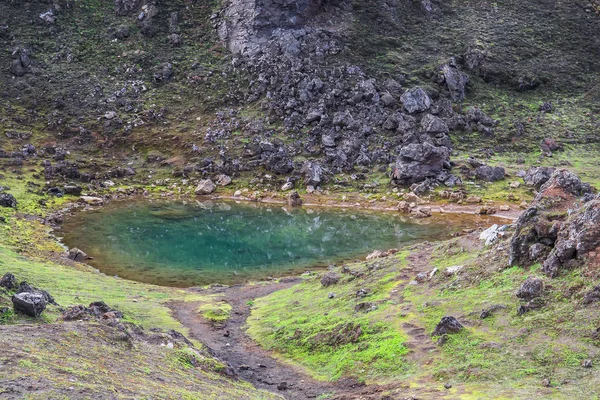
509;169;597;277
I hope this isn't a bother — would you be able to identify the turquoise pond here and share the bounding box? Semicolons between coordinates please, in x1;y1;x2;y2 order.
59;200;494;287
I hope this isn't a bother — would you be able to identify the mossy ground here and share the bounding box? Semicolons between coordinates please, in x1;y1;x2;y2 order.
247;235;600;399
0;178;280;399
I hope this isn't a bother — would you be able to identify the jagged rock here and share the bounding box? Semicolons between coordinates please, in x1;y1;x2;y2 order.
195;179;216;195
320;271;340;287
0;273;17;290
529;243;551;262
390;142;450;186
12;292;46;317
0;194;17;208
62;305;88;320
17;282;56;305
380;92;396;107
480;224;503;246
62;301;123;322
39;10;56;24
538;169;590;198
432;316;463;336
301;161;324;187
440;58;469;101
420;114;449;135
287;191;302;207
475;165;505;182
215;174;232;186
68;248;88;262
400;87;431;114
543;198;600;277
516;277;544;300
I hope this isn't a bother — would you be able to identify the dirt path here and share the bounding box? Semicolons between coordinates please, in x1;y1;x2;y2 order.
170;279;344;399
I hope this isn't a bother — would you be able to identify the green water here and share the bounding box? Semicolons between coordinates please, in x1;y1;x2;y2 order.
59;200;486;287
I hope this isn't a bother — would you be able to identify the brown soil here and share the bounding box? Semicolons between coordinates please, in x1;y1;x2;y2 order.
170;280;415;399
170;280;343;399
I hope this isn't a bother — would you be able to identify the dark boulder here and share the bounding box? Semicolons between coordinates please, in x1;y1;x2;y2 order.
62;305;88;321
538;169;591;198
510;169;594;269
301;161;324;187
12;292;46;317
390;142;450;186
516;277;544;300
432;316;463;336
320;272;340;287
0;193;17;208
440;58;469;102
523;167;555;189
543;199;600;277
0;273;17;290
17;282;57;306
420;114;449;135
475;165;505;182
400;87;431;114
63;185;82;196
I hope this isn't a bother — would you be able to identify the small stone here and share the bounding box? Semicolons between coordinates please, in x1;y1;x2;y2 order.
306;185;315;194
166;343;174;349
67;248;88;262
277;382;288;391
444;383;452;389
516;277;544;301
328;292;336;299
233;190;242;197
0;194;17;208
321;272;340;287
281;182;294;191
79;196;104;206
239;365;250;371
542;378;551;387
582;359;592;368
432;316;463;336
0;273;17;290
287;191;302;207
